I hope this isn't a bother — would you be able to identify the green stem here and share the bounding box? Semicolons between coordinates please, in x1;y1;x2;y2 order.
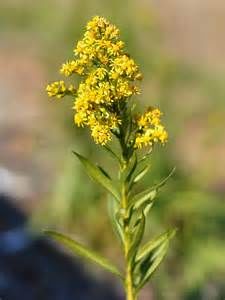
124;228;137;300
121;167;137;300
118;116;137;300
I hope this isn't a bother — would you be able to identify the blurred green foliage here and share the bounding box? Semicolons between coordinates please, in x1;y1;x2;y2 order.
1;0;224;299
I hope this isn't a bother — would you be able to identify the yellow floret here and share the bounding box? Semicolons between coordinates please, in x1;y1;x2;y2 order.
152;125;168;144
90;124;112;145
60;60;84;76
46;16;164;148
135;107;168;149
46;81;66;98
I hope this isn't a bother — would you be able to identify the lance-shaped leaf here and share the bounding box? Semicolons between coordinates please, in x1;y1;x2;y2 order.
120;153;137;184
130;190;157;211
103;146;121;164
97;165;111;179
128;167;176;211
134;228;177;290
153;167;176;191
73;151;120;201
138;149;152;165
126;154;137;182
127;212;145;264
107;196;124;244
44;230;123;279
133;164;151;184
136;229;177;262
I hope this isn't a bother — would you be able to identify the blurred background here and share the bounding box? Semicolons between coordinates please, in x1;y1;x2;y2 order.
0;0;225;299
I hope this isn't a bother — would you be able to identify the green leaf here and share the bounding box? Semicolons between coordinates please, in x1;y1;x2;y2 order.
107;196;124;244
97;165;111;179
128;212;145;264
153;167;176;190
73;151;120;201
128;167;176;211
136;229;177;262
103;146;121;164
143;202;154;216
137;241;169;290
138;149;152;165
44;230;123;279
133;164;151;184
123;153;137;183
131;189;157;211
134;228;177;290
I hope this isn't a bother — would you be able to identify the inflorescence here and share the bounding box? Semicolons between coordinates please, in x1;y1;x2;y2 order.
46;16;168;148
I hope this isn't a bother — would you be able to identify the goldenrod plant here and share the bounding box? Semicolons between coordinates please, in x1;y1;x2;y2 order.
45;16;176;300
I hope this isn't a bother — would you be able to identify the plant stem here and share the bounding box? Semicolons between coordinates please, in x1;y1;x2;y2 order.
118;118;137;300
121;167;137;300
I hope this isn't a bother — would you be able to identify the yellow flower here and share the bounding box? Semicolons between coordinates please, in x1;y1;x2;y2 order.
152;125;168;144
137;107;162;128
60;60;84;76
46;16;167;148
112;55;140;80
74;111;87;127
116;78;134;98
94;68;107;80
135;134;152;149
90;123;112;145
107;41;124;56
46;81;66;98
135;107;168;149
46;81;77;98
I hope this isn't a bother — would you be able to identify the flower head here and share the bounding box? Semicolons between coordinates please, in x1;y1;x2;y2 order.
46;81;76;98
134;107;168;149
46;16;168;149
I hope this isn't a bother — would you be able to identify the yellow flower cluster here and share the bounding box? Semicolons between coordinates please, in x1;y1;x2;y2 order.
135;108;168;149
46;16;168;148
46;16;142;145
60;60;84;76
46;81;76;98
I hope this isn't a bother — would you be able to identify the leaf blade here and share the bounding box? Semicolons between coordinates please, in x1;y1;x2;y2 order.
134;228;177;290
44;230;123;279
73;151;120;201
128;212;146;264
128;167;176;211
136;241;169;291
133;164;151;184
103;146;121;164
107;196;124;244
136;228;177;262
